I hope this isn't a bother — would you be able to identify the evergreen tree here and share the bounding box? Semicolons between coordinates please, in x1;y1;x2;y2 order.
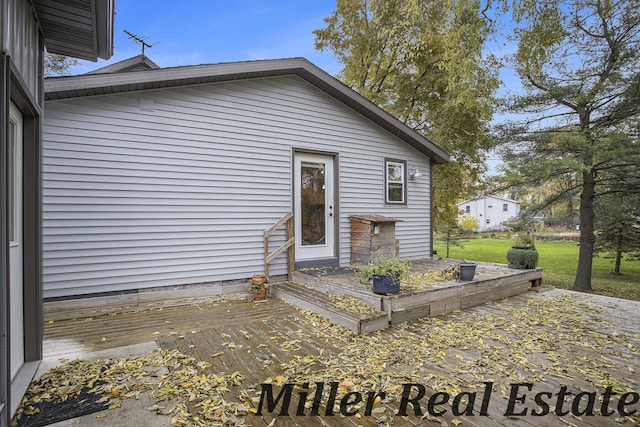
594;161;640;274
495;0;640;291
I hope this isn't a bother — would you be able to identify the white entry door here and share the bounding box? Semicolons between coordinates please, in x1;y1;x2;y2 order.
8;101;24;380
294;153;335;261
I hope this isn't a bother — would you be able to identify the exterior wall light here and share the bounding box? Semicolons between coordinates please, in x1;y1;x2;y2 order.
409;169;423;179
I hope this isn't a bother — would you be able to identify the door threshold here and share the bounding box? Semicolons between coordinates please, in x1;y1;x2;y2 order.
295;257;340;269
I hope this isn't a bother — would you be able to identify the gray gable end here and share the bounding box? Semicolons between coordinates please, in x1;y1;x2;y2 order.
45;57;450;164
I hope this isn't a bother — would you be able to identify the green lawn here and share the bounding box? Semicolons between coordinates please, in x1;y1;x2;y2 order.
434;237;640;301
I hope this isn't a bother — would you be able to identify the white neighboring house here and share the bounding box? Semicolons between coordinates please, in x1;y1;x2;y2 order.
457;195;521;232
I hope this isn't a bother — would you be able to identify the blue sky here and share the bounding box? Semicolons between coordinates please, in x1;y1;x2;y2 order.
70;1;518;173
70;1;342;75
73;1;519;102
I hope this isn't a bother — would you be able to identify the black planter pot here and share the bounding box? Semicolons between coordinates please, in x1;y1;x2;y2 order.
459;263;477;281
373;275;400;294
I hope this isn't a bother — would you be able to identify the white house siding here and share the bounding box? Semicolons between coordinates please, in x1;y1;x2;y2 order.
43;75;432;298
458;196;520;232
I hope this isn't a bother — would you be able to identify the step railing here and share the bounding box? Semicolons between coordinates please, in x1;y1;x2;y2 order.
264;212;295;280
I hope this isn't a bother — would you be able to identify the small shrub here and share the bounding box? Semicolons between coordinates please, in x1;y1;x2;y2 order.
513;233;535;249
356;256;411;283
506;247;539;269
458;214;480;233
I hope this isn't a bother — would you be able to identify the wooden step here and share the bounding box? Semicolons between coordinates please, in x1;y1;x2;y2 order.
291;271;383;309
270;282;388;334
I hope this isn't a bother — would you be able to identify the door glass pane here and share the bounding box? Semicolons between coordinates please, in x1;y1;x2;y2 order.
301;161;326;246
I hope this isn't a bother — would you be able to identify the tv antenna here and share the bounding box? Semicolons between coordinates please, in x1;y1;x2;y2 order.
124;30;157;56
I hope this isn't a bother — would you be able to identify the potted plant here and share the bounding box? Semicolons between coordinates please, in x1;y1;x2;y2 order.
357;256;411;295
458;261;477;281
249;273;269;300
506;233;539;269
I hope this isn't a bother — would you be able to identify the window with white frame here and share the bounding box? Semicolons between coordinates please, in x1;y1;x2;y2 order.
385;159;406;205
503;203;509;212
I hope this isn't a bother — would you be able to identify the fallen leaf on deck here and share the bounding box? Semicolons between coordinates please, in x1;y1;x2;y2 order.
18;293;640;426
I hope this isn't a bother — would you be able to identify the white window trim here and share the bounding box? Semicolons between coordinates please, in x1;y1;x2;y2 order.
384;158;407;205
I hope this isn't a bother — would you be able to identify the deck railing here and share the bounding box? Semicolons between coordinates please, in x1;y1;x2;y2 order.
264;212;295;281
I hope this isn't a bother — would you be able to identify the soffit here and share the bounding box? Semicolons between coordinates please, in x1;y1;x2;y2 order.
32;0;114;61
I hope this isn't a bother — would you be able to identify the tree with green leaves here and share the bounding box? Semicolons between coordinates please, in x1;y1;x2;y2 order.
458;213;481;233
45;53;79;77
495;0;640;291
314;0;499;229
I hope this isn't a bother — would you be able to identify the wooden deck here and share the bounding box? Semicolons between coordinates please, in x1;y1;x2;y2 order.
40;289;640;426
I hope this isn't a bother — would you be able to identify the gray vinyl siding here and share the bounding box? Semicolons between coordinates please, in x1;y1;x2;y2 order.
4;0;42;102
43;75;432;298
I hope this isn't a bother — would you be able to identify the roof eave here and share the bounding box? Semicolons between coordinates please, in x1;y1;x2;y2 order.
34;0;114;62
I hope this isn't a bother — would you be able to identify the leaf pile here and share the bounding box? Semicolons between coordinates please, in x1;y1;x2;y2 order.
255;294;640;423
151;350;247;426
327;292;377;314
401;264;459;292
12;349;249;427
18;292;640;425
13;355;159;425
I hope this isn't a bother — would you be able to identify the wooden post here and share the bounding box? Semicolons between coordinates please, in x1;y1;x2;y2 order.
264;233;269;280
287;215;294;281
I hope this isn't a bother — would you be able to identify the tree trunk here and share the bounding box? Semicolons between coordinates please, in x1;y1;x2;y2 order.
614;250;622;274
614;231;623;274
574;171;595;291
567;195;574;228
